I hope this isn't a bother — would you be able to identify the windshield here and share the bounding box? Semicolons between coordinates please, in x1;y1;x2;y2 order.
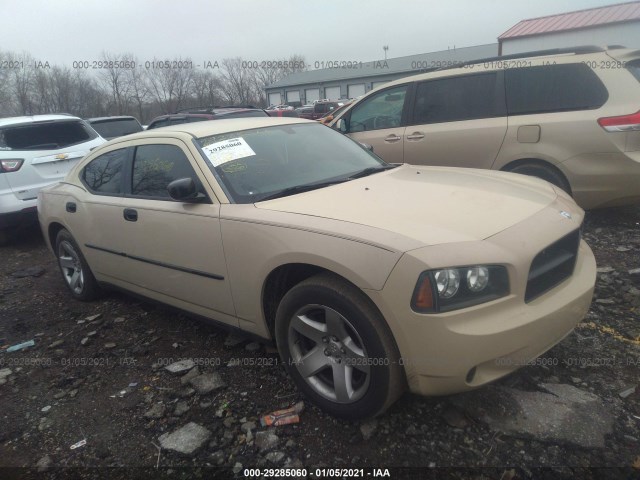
196;123;388;203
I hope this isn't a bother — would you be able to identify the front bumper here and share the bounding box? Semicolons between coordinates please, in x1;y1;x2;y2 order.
367;199;596;396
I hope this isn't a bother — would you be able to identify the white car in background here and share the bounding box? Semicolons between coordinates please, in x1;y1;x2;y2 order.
0;114;104;245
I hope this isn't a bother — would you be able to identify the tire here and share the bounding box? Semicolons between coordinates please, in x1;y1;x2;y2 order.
275;273;405;419
507;161;572;195
55;229;100;301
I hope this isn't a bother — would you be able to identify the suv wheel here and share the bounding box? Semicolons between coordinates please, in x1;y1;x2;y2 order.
55;229;100;301
275;273;405;419
507;161;572;194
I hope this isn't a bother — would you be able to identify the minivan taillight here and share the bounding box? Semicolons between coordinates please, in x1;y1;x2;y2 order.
0;159;24;172
598;110;640;132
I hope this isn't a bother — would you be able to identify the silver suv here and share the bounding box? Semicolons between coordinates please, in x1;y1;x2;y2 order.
0;115;104;244
330;46;640;209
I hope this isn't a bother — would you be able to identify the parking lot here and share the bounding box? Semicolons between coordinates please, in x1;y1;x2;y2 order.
0;204;638;478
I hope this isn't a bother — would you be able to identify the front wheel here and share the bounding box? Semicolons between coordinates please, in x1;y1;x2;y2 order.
275;273;405;418
55;229;100;301
507;161;572;195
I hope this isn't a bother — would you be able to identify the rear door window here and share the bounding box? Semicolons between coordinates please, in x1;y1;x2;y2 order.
505;63;608;115
0;120;97;151
412;72;503;124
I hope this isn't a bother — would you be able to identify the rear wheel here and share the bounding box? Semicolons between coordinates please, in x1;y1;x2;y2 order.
507;161;572;195
55;229;100;301
275;273;405;418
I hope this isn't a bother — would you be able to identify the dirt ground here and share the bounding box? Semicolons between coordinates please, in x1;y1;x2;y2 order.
0;206;639;480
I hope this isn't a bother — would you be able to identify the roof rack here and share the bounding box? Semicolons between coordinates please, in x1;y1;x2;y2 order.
436;45;606;71
213;105;259;109
175;106;216;114
175;105;260;114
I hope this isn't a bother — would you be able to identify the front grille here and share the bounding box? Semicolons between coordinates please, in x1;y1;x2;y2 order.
525;228;581;303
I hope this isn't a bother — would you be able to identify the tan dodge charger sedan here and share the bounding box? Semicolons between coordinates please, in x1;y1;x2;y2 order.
38;117;596;418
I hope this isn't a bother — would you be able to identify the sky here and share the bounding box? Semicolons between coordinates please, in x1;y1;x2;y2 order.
0;0;629;67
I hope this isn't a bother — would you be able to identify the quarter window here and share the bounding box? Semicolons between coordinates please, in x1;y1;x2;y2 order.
413;73;502;124
505;64;608;115
83;149;126;195
131;144;202;199
348;85;407;132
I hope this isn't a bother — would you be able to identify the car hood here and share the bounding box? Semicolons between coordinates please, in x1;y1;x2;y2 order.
256;165;559;246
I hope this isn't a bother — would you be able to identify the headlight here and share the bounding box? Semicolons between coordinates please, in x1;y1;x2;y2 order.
411;265;509;313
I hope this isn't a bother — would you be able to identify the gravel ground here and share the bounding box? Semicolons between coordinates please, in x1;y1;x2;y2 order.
0;206;639;480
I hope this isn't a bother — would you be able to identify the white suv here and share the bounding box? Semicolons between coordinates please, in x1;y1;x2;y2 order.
0;115;105;245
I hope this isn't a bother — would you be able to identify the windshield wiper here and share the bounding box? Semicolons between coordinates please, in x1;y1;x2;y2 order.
348;164;398;180
259;179;349;201
258;165;398;202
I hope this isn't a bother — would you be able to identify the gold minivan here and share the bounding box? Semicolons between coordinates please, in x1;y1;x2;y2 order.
330;46;640;209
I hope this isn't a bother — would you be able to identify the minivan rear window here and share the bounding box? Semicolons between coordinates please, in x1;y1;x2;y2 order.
0;120;97;151
505;63;608;115
413;72;504;124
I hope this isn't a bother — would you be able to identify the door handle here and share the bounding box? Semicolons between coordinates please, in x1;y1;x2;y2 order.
406;132;425;140
123;208;138;222
65;202;76;213
384;134;402;143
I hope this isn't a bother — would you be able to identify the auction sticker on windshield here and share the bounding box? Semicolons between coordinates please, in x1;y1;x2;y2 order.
202;137;256;167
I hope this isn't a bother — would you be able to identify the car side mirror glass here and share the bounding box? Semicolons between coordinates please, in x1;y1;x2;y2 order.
337;118;347;133
167;177;198;201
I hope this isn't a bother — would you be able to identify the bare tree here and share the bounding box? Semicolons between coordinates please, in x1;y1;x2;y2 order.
145;57;195;113
0;49;309;120
32;68;53;113
219;58;256;105
0;51;11;115
125;59;150;121
250;54;307;106
189;70;225;108
8;52;35;115
98;52;135;115
72;70;106;118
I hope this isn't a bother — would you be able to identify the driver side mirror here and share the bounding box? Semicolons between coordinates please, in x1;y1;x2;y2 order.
337;118;348;133
168;177;202;202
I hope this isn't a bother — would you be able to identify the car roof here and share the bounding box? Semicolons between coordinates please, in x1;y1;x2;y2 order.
0;114;82;127
150;108;264;122
110;117;313;141
375;46;637;91
151;113;214;121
